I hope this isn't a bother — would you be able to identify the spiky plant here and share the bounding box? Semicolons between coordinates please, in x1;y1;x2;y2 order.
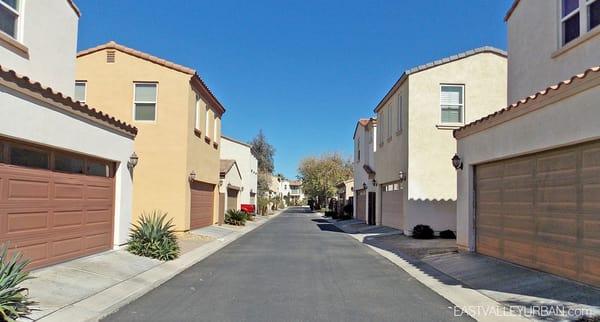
224;209;247;226
0;245;36;322
127;211;180;261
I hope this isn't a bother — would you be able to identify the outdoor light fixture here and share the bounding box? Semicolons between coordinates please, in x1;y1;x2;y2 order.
452;154;463;170
398;171;407;182
219;179;224;187
362;182;367;190
127;152;139;170
188;170;197;182
372;179;378;186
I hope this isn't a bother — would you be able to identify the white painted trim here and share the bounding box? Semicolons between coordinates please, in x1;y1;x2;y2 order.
75;80;87;103
132;82;158;123
439;84;465;125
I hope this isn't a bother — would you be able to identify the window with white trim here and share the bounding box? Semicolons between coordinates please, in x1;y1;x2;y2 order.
194;93;203;132
205;107;212;139
377;111;383;145
561;0;600;46
133;83;157;121
213;116;219;142
387;103;392;139
440;84;464;124
74;81;87;103
0;0;19;39
396;94;403;133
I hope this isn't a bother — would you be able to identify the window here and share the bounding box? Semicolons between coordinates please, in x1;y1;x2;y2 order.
560;0;600;46
54;154;84;174
378;111;384;144
10;146;49;169
387;103;392;139
0;142;4;163
396;94;403;133
134;83;157;121
590;0;600;30
213;116;218;141
0;0;19;39
195;93;203;132
74;81;87;103
205;108;211;138
87;161;109;177
441;85;464;124
357;138;361;161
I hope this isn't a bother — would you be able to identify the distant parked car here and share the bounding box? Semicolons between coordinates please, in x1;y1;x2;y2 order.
241;204;256;214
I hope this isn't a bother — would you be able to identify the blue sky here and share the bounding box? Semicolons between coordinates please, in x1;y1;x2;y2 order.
76;0;512;179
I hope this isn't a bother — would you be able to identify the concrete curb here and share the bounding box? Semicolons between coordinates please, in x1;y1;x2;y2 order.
328;219;530;322
38;210;284;322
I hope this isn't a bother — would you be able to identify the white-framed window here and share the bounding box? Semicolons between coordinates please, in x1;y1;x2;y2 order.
387;103;392;139
357;138;361;161
0;0;20;39
133;83;157;122
194;93;203;131
205;107;212;139
74;81;87;103
377;111;383;145
440;84;464;124
560;0;600;46
396;94;403;133
213;116;219;142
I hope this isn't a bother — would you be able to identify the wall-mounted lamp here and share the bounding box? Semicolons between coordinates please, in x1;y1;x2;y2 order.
372;179;378;187
398;171;407;182
362;182;367;190
188;170;197;182
127;152;139;170
452;154;463;170
218;179;224;187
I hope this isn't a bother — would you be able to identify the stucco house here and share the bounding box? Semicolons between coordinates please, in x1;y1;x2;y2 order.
336;179;354;214
220;136;258;208
76;41;225;232
0;0;137;269
353;118;377;225
454;0;600;287
288;180;305;205
374;47;507;235
218;159;242;223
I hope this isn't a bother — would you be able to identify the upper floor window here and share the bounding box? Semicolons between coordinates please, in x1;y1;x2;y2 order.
0;0;19;39
213;116;219;142
195;93;203;132
357;138;361;161
561;0;600;46
440;84;464;124
205;107;211;138
396;94;403;133
133;83;157;121
378;111;384;145
387;102;392;139
74;81;87;103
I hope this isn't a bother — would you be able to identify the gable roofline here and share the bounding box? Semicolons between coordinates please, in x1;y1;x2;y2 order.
67;0;81;17
353;118;370;139
373;46;507;113
220;159;239;177
221;135;252;148
0;64;137;137
454;66;600;139
77;41;226;115
504;0;520;22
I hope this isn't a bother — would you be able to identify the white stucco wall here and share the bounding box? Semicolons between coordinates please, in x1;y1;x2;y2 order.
219;163;243;210
353;121;377;219
507;0;600;103
456;83;600;250
0;86;135;246
220;137;258;206
0;0;79;96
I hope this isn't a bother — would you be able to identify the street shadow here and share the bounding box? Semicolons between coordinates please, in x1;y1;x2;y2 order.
316;223;344;233
311;219;329;223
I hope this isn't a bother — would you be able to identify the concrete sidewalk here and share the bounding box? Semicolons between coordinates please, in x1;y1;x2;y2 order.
327;216;600;321
25;211;283;322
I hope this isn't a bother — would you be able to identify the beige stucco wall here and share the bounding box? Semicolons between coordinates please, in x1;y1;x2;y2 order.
507;0;600;103
375;52;507;233
76;49;221;231
456;82;600;250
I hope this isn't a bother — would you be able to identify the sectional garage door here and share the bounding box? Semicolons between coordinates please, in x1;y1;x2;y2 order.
475;140;600;286
355;189;366;221
381;182;403;230
0;141;115;270
190;182;215;229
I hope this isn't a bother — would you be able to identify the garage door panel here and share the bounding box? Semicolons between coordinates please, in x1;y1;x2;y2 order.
475;140;600;287
53;210;84;228
6;211;49;234
85;232;111;250
381;184;403;230
54;182;84;200
356;190;366;221
8;178;50;200
51;236;84;257
190;182;215;229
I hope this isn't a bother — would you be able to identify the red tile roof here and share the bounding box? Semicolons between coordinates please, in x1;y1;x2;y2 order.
0;65;137;136
454;66;600;139
77;41;226;116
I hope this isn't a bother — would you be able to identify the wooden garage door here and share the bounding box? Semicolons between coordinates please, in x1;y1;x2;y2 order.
475;140;600;286
190;182;215;229
381;182;403;230
0;142;114;270
355;189;366;221
227;188;238;211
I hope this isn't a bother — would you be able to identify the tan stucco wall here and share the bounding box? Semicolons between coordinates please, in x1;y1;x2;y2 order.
456;83;600;250
76;49;220;231
507;0;600;103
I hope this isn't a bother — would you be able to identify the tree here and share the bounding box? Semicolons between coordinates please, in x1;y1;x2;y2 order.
297;153;352;208
249;130;275;174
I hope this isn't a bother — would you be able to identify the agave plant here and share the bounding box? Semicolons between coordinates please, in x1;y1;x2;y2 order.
0;245;36;322
224;209;247;226
127;211;180;261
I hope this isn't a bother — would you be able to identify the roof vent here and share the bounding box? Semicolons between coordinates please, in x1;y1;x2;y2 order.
106;50;116;63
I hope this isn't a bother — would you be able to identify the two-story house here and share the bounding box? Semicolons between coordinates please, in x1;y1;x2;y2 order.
220;135;258;209
289;180;304;205
374;47;507;235
76;41;225;232
218;159;242;222
0;1;137;269
353;118;377;224
455;0;600;287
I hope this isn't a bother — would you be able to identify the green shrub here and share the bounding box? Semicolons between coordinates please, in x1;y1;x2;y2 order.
127;211;180;261
225;209;247;226
439;230;456;239
412;225;435;239
0;245;36;322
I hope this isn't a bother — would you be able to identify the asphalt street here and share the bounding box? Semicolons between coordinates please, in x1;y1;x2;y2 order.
104;207;472;322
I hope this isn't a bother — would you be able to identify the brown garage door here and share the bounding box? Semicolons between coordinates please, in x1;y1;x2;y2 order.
355;189;366;221
227;188;238;211
475;140;600;287
190;182;215;229
0;141;114;270
381;182;403;230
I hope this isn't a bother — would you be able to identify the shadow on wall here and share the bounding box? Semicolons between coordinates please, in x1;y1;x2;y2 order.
405;199;456;235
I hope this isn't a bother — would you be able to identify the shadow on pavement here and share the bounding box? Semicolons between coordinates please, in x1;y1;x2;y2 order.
316;223;345;233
